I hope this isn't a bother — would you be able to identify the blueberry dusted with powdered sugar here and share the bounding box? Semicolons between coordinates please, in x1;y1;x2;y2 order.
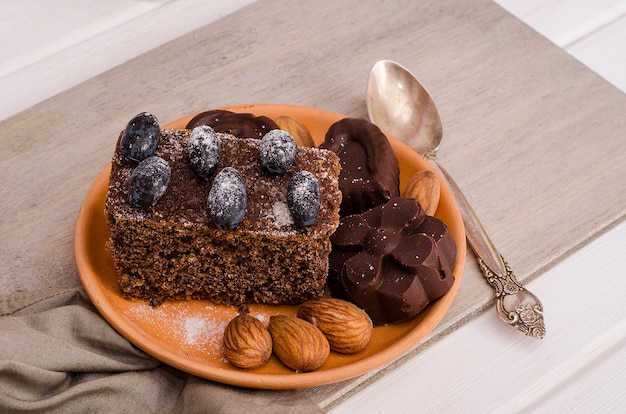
128;156;171;208
188;126;221;178
287;171;320;227
259;129;297;174
120;112;161;161
208;167;247;229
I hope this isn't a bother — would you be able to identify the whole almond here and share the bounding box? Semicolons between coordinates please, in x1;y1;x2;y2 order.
268;315;330;372
223;314;273;369
298;298;373;354
402;169;440;216
275;116;315;147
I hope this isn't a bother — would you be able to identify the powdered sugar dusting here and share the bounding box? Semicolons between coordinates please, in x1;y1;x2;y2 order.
183;316;215;346
271;201;294;227
252;311;270;325
125;302;236;360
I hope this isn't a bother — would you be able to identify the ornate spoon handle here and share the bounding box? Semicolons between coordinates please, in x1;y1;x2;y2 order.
478;256;545;338
428;155;546;338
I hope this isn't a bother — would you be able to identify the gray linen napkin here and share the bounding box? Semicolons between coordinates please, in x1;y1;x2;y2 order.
0;288;324;414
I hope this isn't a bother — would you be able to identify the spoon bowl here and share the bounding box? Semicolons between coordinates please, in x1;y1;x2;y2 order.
366;60;442;156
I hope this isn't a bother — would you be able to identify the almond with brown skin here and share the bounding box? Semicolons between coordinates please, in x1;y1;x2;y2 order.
268;315;330;372
223;314;273;369
275;116;315;147
402;169;440;216
298;298;373;354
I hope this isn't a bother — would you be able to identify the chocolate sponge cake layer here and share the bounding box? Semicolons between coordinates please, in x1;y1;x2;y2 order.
105;129;341;305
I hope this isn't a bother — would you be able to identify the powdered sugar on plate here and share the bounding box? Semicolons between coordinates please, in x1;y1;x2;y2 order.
125;301;238;361
182;315;221;347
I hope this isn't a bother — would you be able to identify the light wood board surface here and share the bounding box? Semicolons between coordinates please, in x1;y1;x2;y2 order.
495;0;626;93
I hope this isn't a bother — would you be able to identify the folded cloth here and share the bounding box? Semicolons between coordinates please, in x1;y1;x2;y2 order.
0;288;324;414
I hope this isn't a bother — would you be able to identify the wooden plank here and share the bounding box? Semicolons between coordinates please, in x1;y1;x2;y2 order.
0;0;257;120
493;0;626;46
568;15;626;91
493;0;626;91
1;0;166;72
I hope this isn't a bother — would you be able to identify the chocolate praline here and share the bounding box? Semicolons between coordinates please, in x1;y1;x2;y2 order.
320;117;400;217
328;197;456;325
186;109;279;139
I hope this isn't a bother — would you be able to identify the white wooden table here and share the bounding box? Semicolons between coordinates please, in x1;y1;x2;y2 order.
2;1;625;412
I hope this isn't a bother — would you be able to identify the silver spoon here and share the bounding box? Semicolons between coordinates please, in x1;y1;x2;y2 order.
366;60;545;339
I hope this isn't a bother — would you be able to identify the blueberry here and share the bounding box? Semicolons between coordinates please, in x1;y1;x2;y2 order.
120;112;161;161
259;129;296;174
128;156;171;208
287;171;320;227
208;167;247;229
188;126;221;178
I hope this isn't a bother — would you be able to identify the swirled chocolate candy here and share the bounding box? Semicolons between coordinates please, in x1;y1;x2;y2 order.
328;197;456;325
320;117;400;217
186;109;279;139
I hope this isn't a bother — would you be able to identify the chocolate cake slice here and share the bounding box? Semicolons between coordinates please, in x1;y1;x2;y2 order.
105;125;341;306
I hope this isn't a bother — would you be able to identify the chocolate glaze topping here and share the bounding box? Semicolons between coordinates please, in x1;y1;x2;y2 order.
320;118;400;217
186;109;279;139
328;197;456;325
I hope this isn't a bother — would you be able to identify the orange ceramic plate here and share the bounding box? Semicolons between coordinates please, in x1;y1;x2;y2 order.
74;104;466;389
